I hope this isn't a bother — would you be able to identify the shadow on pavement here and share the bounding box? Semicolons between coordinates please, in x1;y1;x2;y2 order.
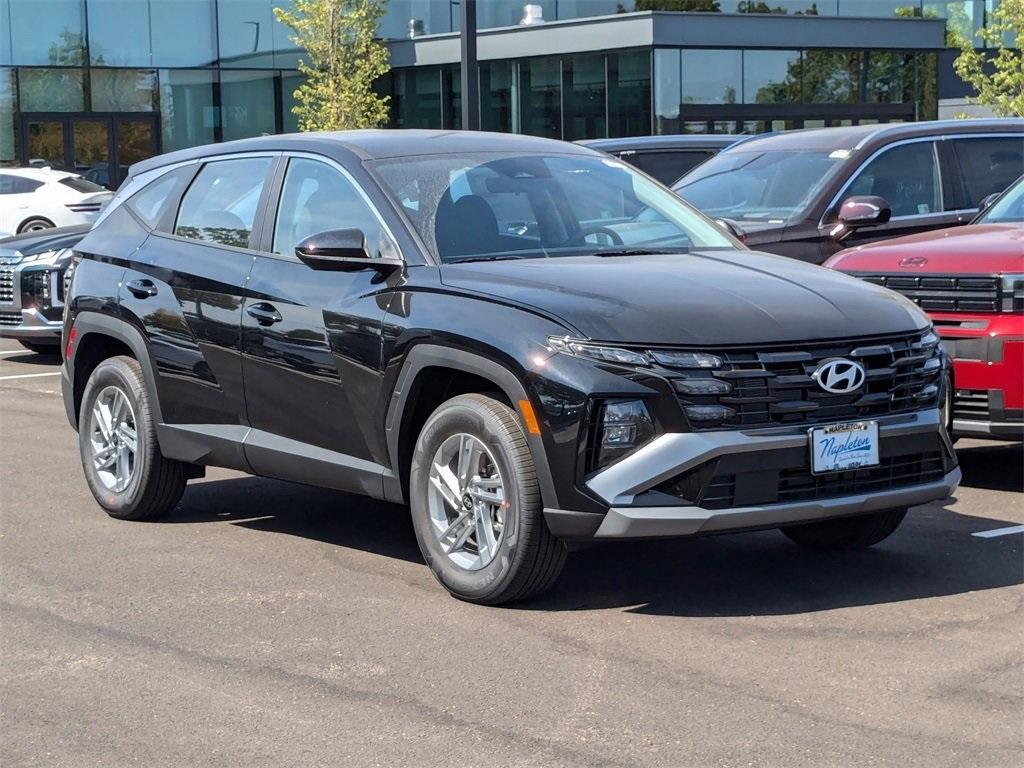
2;350;61;366
161;442;1022;616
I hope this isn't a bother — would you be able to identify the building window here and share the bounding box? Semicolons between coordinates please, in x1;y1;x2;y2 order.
865;51;914;103
681;50;741;104
0;68;16;165
87;0;151;66
392;68;442;129
563;54;605;141
801;50;861;103
607;51;651;138
743;50;801;104
519;57;562;139
442;66;461;130
280;70;303;133
18;67;85;111
8;0;85;66
221;70;277;141
653;49;681;135
158;69;217;152
480;60;517;134
217;0;298;68
91;69;157;112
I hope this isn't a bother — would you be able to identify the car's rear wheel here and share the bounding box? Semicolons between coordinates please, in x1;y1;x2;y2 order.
18;217;54;233
780;508;907;550
409;393;566;605
78;355;186;521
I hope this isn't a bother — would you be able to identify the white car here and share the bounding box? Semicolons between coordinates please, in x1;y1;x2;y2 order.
0;167;113;236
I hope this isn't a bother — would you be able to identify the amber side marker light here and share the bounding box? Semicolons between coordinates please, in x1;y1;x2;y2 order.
518;399;541;435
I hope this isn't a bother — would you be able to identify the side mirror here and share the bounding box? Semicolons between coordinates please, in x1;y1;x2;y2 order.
829;195;892;242
978;192;1001;213
295;229;403;274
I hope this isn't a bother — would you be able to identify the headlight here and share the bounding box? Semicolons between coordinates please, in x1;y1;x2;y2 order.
548;336;724;370
1001;274;1024;313
591;399;656;470
21;247;68;266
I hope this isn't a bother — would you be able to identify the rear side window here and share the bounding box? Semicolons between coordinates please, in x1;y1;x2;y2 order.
59;176;106;193
126;166;194;229
952;137;1024;208
845;141;941;217
175;157;272;248
625;150;715;185
0;175;44;194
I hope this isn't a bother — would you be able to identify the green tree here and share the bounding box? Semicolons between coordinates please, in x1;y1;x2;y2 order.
273;0;390;131
951;0;1023;117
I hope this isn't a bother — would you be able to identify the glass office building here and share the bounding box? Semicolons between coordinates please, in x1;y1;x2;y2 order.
0;1;1005;183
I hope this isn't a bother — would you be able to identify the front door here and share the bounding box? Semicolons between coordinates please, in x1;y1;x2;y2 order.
241;155;397;492
20;113;159;189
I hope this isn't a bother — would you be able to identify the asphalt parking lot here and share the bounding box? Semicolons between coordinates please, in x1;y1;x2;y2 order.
0;337;1021;768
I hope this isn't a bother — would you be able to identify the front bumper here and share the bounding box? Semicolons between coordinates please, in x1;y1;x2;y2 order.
0;306;62;340
0;256;65;342
545;408;958;540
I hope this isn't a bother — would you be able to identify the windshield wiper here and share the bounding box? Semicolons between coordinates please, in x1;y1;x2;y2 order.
593;247;690;258
445;253;540;264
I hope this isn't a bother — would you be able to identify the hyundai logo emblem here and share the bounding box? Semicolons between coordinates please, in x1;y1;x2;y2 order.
812;358;866;394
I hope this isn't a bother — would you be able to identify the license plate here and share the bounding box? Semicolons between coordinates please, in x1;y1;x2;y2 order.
809;421;880;474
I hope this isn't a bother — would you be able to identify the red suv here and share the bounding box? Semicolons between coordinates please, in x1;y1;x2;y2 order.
826;175;1023;441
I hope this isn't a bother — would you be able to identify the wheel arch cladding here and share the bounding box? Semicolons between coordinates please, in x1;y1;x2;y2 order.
384;344;558;509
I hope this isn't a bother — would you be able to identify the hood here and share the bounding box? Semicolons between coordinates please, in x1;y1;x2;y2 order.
439;251;928;346
0;224;91;256
826;224;1024;275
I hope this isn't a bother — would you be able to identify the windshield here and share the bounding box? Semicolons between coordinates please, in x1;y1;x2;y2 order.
674;149;848;224
980;176;1024;224
369;152;735;263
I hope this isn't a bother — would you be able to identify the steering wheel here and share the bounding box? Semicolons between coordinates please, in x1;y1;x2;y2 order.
563;225;624;247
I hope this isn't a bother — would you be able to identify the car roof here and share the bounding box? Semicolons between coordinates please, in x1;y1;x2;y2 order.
130;129;597;176
579;135;743;153
0;167;75;181
716;118;1024;153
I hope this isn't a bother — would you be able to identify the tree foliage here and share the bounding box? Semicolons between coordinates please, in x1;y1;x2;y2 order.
273;0;390;131
951;0;1023;117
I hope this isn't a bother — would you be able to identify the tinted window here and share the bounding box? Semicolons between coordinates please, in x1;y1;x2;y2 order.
175;157;272;248
127;167;193;228
625;151;715;185
59;176;106;193
980;176;1024;224
952;137;1024;208
0;175;44;194
272;158;385;258
845;141;941;217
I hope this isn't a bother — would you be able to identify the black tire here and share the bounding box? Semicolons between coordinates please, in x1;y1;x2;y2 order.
18;339;60;355
17;217;54;234
781;508;908;550
78;355;186;521
409;393;567;605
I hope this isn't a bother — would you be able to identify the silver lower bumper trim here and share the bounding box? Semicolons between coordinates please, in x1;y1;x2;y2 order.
0;307;62;339
595;467;961;539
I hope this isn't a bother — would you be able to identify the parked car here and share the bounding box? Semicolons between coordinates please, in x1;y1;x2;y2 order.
0;167;112;235
579;134;742;185
62;131;958;604
0;224;89;353
673;119;1024;264
826;174;1023;442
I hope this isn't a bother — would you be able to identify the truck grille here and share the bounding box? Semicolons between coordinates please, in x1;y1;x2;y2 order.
953;389;989;421
669;330;942;431
0;311;21;326
858;274;1002;313
0;255;17;304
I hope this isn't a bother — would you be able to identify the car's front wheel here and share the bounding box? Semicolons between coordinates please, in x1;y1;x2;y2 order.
409;393;567;605
78;355;186;520
780;508;907;550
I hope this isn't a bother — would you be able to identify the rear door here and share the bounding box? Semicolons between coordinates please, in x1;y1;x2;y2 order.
239;154;399;493
119;155;276;461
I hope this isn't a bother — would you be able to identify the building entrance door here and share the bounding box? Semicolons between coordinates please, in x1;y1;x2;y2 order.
19;113;160;189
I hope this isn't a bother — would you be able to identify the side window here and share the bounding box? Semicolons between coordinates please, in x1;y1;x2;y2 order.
0;175;43;194
845;141;941;218
175;157;272;248
272;158;385;258
628;151;714;185
0;174;14;194
952;137;1024;208
126;166;194;229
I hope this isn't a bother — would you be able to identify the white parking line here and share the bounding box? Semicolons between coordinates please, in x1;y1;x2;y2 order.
972;525;1024;539
0;372;61;381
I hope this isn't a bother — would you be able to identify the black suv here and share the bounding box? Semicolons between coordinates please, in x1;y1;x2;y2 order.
674;119;1024;263
62;131;959;604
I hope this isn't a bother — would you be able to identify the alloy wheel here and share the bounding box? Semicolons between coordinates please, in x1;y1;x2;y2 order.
88;385;138;492
427;433;507;571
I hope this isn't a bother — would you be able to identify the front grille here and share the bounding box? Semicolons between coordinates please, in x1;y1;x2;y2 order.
0;311;21;326
669;330;942;431
701;451;946;510
953;389;989;420
859;274;1002;313
0;256;17;304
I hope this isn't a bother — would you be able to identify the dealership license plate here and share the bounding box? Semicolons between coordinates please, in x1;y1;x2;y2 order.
809;421;880;474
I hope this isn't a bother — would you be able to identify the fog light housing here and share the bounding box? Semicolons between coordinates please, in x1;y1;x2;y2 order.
674;377;732;396
684;404;736;424
593;399;656;470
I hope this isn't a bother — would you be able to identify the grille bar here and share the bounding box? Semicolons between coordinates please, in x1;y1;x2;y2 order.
953;389;989;420
860;274;1003;313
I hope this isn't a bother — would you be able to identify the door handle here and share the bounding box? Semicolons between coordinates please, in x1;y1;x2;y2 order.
125;279;157;298
246;302;283;326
